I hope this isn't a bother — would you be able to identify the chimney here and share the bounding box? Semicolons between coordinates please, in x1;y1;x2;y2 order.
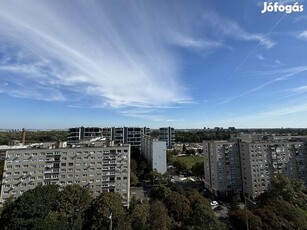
22;128;26;145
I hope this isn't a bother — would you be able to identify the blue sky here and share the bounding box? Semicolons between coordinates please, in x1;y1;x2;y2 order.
1;0;307;129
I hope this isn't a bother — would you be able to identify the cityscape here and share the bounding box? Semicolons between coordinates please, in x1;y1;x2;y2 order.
1;0;307;229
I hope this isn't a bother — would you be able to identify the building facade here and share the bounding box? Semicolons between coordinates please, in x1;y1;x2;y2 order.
141;135;167;174
159;127;175;149
240;141;307;199
67;127;102;144
204;139;307;199
102;127;150;147
203;141;242;196
0;145;130;207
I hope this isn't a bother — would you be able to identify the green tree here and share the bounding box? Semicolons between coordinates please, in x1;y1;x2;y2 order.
188;203;225;230
150;184;171;200
0;185;59;230
149;200;171;230
190;161;204;178
172;160;189;174
56;184;93;230
129;202;150;230
130;171;139;186
83;192;125;230
165;191;192;226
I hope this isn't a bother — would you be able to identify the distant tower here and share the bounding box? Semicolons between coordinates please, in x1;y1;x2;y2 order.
21;128;26;145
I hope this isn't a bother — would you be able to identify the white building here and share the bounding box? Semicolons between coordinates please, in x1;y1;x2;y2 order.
141;135;167;174
0;144;130;207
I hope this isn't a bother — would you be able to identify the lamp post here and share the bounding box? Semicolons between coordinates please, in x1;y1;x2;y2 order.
109;213;113;230
244;196;249;230
244;195;256;230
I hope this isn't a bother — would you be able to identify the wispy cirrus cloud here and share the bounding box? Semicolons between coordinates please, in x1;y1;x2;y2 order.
297;30;307;40
0;0;196;112
202;11;275;49
218;66;307;104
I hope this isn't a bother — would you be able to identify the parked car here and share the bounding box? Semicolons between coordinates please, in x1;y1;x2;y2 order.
210;201;218;206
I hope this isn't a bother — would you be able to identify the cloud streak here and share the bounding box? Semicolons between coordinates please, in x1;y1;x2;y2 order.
0;0;195;111
218;66;307;104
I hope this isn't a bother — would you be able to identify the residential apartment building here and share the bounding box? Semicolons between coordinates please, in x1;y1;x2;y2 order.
203;141;242;196
68;126;150;148
240;141;307;199
141;135;167;174
204;138;307;199
102;127;150;147
159;127;175;149
67;127;102;144
0;144;131;207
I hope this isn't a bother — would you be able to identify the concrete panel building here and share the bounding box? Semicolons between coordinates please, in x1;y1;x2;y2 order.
204;138;307;199
203;141;242;196
240;141;307;199
67;127;102;144
141;135;167;174
159;127;175;149
0;144;130;207
102;127;150;147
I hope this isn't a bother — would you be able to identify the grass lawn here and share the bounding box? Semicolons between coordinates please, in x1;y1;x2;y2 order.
175;155;203;169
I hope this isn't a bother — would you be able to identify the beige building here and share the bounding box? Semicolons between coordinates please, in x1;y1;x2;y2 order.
240;141;307;199
203;141;242;196
0;145;130;207
204;139;307;199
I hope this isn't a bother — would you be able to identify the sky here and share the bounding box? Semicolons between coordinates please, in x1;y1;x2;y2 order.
0;0;307;129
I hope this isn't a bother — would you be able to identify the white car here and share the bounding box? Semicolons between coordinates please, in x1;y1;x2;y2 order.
210;201;218;206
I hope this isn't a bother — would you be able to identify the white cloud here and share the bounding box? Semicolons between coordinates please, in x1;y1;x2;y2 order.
297;30;307;40
202;12;275;49
218;66;307;104
0;0;193;111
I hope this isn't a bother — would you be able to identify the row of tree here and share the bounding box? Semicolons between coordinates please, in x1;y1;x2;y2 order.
175;130;231;143
229;175;307;230
0;183;225;230
0;130;68;145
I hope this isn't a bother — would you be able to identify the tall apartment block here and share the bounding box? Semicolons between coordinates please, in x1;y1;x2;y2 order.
141;135;167;174
67;127;102;144
240;141;307;199
159;127;175;149
0;144;131;207
204;138;307;199
102;127;150;147
203;141;242;196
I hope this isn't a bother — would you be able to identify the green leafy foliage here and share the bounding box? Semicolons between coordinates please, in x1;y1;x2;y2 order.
190;161;204;178
0;130;68;145
149;185;225;229
83;192;125;230
229;175;307;230
0;185;59;230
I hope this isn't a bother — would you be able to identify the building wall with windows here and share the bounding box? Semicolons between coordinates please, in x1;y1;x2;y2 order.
159;127;175;149
203;141;242;196
240;141;307;199
204;139;307;199
67;127;102;144
141;135;167;174
0;146;130;207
